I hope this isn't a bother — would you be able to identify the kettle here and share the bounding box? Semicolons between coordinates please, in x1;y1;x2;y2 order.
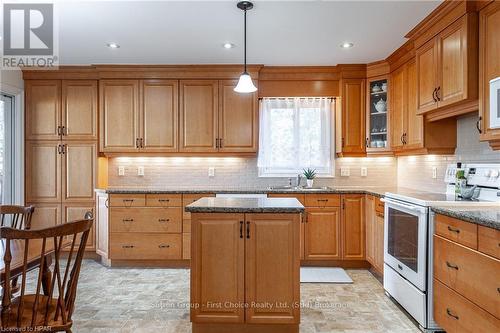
373;99;387;113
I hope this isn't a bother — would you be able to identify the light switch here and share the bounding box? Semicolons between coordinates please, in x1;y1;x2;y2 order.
432;167;437;179
208;167;215;177
361;167;368;177
138;166;145;176
118;166;125;176
340;167;350;177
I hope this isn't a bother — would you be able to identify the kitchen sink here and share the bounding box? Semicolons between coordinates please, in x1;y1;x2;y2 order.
267;186;333;192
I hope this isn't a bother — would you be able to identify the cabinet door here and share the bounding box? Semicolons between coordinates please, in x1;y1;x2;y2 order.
191;213;244;323
416;38;438;113
179;80;218;152
25;80;61;140
374;212;385;273
390;65;406;150
100;80;139;152
25;141;61;203
245;214;300;324
62;203;95;250
304;208;341;260
365;195;375;265
342;194;365;260
27;203;61;229
218;80;258;153
406;60;424;149
62;142;96;202
62;80;97;140
141;80;178;152
340;79;366;155
436;16;469;108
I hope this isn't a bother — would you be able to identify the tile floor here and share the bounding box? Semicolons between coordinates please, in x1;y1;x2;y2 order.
68;260;420;333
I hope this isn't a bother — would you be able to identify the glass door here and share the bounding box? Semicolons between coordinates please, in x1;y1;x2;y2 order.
367;77;389;151
0;94;14;204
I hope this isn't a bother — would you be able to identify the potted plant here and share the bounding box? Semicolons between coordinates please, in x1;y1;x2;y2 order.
303;168;317;188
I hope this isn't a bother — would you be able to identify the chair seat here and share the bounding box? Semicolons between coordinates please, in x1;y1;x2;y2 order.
1;294;72;331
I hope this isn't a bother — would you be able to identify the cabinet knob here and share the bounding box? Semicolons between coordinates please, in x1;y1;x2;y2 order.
122;245;134;249
158;244;170;249
446;261;459;270
158;218;170;223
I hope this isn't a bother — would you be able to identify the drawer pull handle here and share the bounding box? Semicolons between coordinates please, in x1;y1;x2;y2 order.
122;219;134;223
497;287;500;294
123;199;134;202
158;199;170;202
446;308;459;320
446;261;459;270
158;244;170;249
447;226;460;234
122;245;134;249
317;199;329;202
158;219;170;223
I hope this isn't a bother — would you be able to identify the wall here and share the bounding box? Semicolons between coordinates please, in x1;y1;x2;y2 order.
107;156;397;190
397;114;500;192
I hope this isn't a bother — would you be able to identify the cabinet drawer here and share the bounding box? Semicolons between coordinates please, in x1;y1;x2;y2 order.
433;235;500;318
375;197;385;215
146;194;182;207
183;193;214;219
268;193;305;205
435;214;477;249
478;226;500;260
110;233;181;260
433;279;500;333
109;194;146;207
110;208;182;233
305;194;340;207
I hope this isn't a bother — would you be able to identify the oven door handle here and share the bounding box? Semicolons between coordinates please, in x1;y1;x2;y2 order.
380;197;427;213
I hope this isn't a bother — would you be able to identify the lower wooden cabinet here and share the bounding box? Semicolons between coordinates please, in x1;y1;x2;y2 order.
365;195;384;273
304;207;341;260
342;194;365;260
110;233;182;260
27;203;61;229
190;213;300;325
62;203;95;251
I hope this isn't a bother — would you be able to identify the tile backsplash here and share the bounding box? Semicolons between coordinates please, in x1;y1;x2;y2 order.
107;156;398;189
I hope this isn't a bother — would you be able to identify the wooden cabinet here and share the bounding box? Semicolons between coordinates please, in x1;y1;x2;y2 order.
366;76;390;153
26;203;61;230
25;141;62;203
179;80;219;153
374;212;384;273
62;203;96;251
304;208;341;260
141;80;178;152
62;142;96;202
390;59;456;155
191;212;300;327
25;80;61;141
218;80;258;153
100;80;140;153
365;195;384;274
337;79;366;156
416;13;478;116
341;194;365;260
479;1;500;150
62;80;97;140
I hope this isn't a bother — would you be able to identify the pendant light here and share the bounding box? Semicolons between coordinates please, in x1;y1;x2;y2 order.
234;1;257;93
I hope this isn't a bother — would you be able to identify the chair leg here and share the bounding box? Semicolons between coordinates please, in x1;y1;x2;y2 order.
65;329;72;333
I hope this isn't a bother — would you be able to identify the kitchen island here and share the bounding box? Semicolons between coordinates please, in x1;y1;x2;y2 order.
186;197;304;333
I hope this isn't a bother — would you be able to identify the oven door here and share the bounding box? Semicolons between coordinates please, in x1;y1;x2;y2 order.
383;198;428;291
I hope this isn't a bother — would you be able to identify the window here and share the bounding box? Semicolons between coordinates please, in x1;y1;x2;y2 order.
0;94;14;204
258;97;333;177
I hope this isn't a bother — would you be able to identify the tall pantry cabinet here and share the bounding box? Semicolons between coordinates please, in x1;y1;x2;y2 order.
25;80;97;250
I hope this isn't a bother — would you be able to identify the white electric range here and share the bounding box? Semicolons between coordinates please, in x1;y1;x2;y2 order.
382;164;500;332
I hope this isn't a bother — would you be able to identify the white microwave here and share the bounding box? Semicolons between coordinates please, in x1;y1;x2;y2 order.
491;77;500;129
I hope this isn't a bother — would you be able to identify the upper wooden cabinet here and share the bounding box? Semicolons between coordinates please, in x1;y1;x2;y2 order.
218;80;258;153
416;13;478;117
179;80;219;153
62;80;98;140
100;80;140;153
366;76;390;154
26;80;62;141
478;1;500;150
337;79;366;156
391;59;456;155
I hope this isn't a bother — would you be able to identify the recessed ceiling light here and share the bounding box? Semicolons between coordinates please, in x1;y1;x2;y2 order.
340;42;354;49
223;42;235;49
106;42;120;49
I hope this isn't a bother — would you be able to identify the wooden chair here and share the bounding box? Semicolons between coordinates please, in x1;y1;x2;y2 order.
1;219;93;332
0;205;35;230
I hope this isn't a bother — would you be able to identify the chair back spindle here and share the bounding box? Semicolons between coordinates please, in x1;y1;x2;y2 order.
0;205;35;230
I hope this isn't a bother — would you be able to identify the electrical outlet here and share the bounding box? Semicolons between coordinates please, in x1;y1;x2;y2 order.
138;166;145;176
340;167;350;177
118;166;125;176
432;167;437;179
361;167;368;177
208;167;215;177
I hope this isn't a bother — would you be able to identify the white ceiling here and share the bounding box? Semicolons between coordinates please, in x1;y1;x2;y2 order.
57;1;441;66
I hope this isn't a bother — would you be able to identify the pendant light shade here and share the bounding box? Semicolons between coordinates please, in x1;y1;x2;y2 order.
235;1;257;93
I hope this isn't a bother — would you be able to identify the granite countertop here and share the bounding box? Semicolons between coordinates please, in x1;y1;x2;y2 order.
185;197;305;214
431;206;500;231
97;186;406;197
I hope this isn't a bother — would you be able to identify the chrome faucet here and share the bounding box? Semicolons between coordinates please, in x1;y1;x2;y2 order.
297;174;302;187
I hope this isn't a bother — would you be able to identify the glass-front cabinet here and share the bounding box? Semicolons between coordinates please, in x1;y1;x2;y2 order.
366;76;390;153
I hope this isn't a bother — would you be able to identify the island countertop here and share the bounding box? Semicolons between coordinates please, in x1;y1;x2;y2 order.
185;197;305;213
